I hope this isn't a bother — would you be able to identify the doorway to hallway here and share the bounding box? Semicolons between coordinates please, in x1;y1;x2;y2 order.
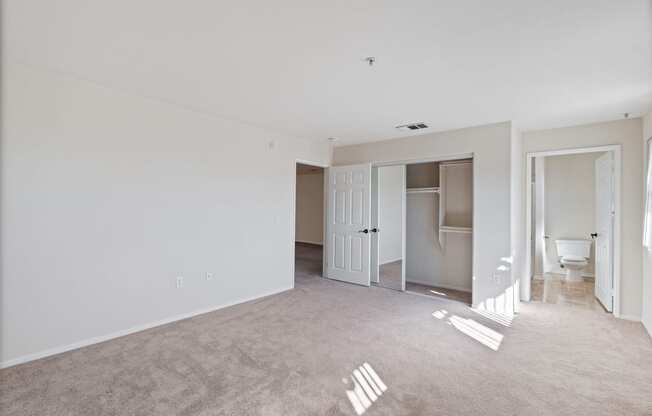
294;162;325;283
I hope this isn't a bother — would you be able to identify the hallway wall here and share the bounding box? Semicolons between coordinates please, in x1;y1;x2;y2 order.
295;170;324;245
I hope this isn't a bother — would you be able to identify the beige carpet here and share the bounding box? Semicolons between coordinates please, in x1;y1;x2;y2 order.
1;247;651;415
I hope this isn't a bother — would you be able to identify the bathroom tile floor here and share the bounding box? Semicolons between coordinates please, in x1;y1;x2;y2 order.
531;273;604;311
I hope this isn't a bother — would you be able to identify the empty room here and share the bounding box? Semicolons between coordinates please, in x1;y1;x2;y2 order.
2;1;652;415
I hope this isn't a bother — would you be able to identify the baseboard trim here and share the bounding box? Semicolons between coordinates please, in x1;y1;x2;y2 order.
616;314;641;322
295;240;323;246
643;318;652;338
0;286;293;369
405;277;471;293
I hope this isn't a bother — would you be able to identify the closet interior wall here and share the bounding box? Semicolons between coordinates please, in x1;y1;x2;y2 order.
405;160;473;293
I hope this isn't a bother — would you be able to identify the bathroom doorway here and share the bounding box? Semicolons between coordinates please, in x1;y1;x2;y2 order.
524;146;621;315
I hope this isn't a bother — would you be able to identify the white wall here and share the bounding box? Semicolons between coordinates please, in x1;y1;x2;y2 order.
541;152;602;275
0;62;331;367
643;110;652;335
295;171;324;245
333;122;516;315
522;119;643;320
378;166;403;264
405;192;473;291
405;193;441;286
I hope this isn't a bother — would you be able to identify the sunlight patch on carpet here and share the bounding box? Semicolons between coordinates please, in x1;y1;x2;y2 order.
432;309;449;319
344;362;387;415
470;308;513;327
449;315;503;351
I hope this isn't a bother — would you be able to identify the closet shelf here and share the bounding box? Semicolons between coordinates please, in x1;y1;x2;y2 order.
440;225;472;234
406;187;440;194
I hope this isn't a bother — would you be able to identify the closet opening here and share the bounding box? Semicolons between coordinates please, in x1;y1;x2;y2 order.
371;157;473;305
294;162;326;284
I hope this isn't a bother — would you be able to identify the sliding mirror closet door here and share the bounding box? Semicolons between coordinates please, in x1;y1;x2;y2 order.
375;165;406;291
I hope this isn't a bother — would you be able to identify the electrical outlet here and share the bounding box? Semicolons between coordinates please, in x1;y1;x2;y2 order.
176;276;184;289
206;272;214;281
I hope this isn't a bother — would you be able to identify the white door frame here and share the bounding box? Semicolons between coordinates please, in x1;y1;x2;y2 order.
523;145;622;317
292;159;329;286
372;153;474;167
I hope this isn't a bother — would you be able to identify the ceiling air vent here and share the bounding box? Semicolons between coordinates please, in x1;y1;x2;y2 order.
395;122;429;132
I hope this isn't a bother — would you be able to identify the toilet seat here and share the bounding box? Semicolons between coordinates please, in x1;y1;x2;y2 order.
562;255;585;261
555;242;590;281
561;256;587;266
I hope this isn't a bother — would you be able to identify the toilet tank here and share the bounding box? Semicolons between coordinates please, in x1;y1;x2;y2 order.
555;239;592;258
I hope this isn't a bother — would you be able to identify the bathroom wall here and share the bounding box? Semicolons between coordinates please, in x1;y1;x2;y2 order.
539;152;603;276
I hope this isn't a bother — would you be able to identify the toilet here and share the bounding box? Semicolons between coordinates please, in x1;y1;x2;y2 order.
555;239;592;281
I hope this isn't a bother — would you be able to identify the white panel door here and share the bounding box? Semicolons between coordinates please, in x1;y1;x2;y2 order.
594;153;614;312
326;164;371;286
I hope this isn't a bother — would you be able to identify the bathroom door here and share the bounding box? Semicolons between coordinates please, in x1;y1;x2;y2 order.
594;153;614;312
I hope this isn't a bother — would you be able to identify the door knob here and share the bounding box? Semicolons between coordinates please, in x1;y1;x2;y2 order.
357;229;369;234
591;233;598;238
370;228;379;233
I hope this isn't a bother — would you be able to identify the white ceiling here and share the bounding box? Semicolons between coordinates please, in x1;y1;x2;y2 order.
5;0;651;145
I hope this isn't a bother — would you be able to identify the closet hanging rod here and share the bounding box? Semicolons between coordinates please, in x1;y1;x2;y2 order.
406;187;440;194
439;160;472;166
